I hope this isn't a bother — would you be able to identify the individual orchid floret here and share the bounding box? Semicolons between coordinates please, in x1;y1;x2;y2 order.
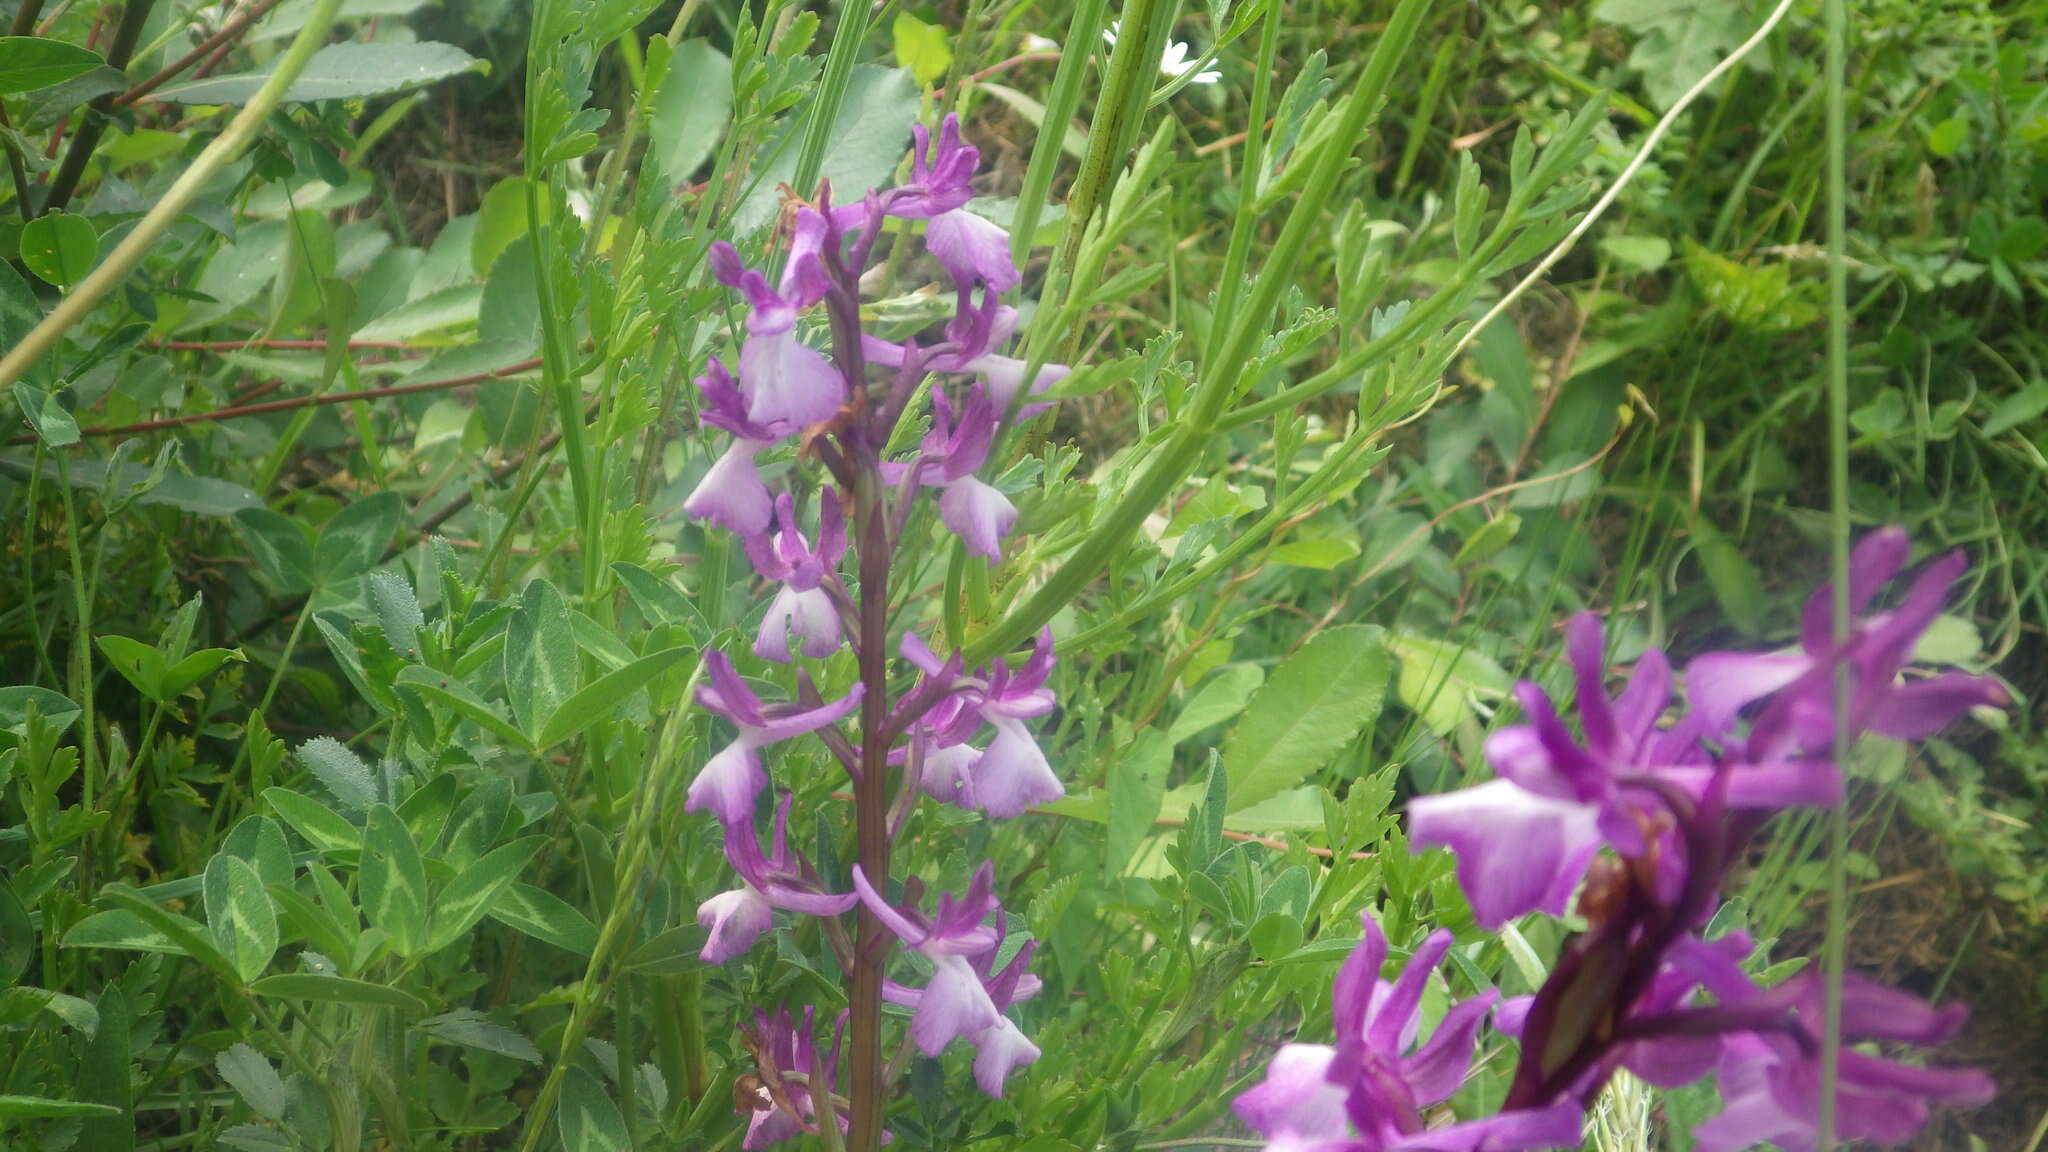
746;491;848;662
1233;913;1583;1152
851;862;1006;1056
1409;613;1836;929
924;208;1020;293
736;1007;852;1148
1686;527;2008;760
899;630;1061;819
687;652;864;825
895;389;1018;560
886;115;980;219
865;288;1068;419
883;910;1044;1097
710;241;846;429
1689;972;1993;1152
684;358;786;535
697;793;859;963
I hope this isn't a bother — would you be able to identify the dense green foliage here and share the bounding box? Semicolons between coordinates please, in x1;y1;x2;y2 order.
0;0;2040;1148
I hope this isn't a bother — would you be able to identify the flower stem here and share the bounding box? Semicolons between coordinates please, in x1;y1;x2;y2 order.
846;459;894;1152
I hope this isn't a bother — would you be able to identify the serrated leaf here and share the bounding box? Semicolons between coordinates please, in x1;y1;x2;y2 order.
359;804;429;957
295;736;375;813
1222;626;1389;811
369;569;424;659
415;1010;542;1063
216;1044;287;1121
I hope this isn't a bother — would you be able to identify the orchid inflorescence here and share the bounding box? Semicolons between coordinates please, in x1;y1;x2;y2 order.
1237;528;2005;1152
679;113;1070;1148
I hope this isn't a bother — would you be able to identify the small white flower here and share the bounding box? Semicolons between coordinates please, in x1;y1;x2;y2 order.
1020;33;1060;53
1101;20;1222;86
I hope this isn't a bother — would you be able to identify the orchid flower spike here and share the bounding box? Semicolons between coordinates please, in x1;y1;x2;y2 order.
697;792;859;963
746;491;848;663
687;651;863;825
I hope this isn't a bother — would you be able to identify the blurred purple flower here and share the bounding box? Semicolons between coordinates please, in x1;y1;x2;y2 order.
1234;913;1583;1152
1687;527;2007;758
687;651;863;824
746;491;848;662
698;793;859;963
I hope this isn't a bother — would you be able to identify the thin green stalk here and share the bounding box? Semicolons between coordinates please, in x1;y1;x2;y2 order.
791;0;876;199
1201;0;1282;368
52;453;98;812
965;0;1435;665
1818;0;1850;1141
0;0;346;390
1005;0;1106;271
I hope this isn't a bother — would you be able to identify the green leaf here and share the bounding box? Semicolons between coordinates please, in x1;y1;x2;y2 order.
1693;519;1765;635
1106;729;1169;879
98;884;245;986
559;1067;629;1152
249;972;428;1012
1597;233;1672;272
1169;664;1264;745
505;578;578;741
733;64;918;233
295;736;376;813
369;570;424;660
1925;115;1968;158
488;883;597;955
156;41;486;105
205;854;279;982
1265;535;1359;569
263;787;360;854
315;492;402;585
0;1095;121;1118
469;176;531;278
1249;912;1305;962
0;685;80;738
0;38;106;94
19;212;98;286
62;909;184;955
160;647;244;697
426;836;543;952
414;1010;542;1063
221;815;294;888
236;508;317;594
1386;633;1512;735
1594;0;1748;111
0;880;31;982
355;282;483;341
892;13;952;87
535;646;695;749
1222;626;1389;811
216;1043;288;1121
0;261;51;387
12;382;80;447
648;38;732;185
394;665;533;751
359;804;429;957
1982;381;2048;438
96;634;168;700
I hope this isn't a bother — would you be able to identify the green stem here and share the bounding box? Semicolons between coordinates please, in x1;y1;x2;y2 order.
791;0;875;199
0;0;346;390
1818;0;1850;1142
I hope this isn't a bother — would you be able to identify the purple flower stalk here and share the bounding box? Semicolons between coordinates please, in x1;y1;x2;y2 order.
678;113;1071;1150
1241;529;2002;1151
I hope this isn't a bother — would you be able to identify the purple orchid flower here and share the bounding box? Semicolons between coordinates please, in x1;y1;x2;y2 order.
876;115;1020;292
864;287;1069;419
891;387;1017;560
882;910;1044;1097
1690;972;1993;1152
685;357;789;536
697;793;860;963
899;629;1062;819
1408;613;1837;929
736;1007;874;1148
746;490;848;663
1686;527;2008;759
851;862;1008;1057
1234;913;1584;1152
710;241;845;429
687;651;864;825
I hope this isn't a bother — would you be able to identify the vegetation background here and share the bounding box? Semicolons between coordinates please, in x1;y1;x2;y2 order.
0;0;2041;1148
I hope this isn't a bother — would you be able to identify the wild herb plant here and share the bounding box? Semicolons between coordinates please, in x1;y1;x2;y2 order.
0;0;2032;1147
